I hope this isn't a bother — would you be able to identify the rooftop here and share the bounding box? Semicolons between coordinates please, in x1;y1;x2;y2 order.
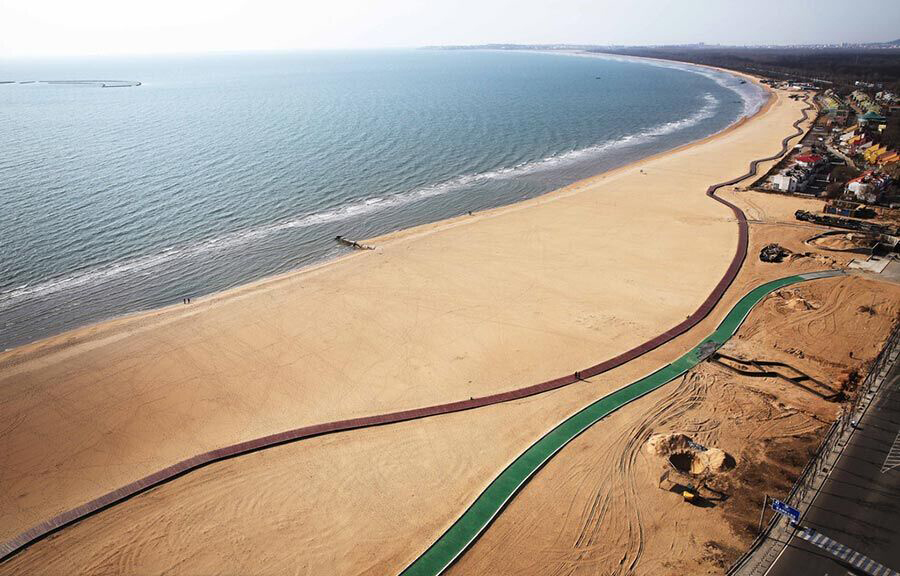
860;111;887;122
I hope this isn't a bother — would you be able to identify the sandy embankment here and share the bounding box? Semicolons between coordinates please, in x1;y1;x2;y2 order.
0;85;824;574
448;273;900;576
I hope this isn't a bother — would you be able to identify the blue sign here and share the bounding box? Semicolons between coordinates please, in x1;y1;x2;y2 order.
771;499;800;524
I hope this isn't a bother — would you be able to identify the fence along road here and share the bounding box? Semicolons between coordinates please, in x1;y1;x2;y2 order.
727;315;900;575
0;89;814;564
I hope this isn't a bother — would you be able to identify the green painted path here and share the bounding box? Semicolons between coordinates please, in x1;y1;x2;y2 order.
400;270;843;576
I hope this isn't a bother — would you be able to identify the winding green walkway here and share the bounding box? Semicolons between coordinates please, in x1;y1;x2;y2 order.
400;270;843;576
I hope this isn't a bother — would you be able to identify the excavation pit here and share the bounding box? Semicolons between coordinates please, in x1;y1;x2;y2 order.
669;451;696;474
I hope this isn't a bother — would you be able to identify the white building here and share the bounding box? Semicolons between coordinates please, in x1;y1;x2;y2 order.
771;174;796;192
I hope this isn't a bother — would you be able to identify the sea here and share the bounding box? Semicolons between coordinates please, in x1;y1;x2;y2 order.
0;49;767;350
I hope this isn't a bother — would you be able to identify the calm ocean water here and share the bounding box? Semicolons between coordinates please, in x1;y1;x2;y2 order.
0;50;765;349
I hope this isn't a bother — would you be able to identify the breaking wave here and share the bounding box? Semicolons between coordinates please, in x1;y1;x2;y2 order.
0;92;721;310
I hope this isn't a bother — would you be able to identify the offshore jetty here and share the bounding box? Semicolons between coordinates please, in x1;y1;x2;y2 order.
11;80;142;88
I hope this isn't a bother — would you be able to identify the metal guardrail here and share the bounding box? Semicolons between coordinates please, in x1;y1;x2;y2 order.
727;320;900;575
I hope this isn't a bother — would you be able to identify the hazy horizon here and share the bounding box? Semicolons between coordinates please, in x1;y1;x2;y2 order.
2;0;900;59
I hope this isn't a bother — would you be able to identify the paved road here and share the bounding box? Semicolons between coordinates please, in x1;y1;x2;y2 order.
767;357;900;576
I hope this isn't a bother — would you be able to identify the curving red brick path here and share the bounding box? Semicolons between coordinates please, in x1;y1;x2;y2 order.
0;94;814;563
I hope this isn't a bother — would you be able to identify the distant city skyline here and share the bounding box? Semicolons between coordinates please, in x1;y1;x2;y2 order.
2;0;900;58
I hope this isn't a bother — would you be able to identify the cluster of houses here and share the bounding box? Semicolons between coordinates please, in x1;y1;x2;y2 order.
759;79;817;91
820;91;850;126
820;89;898;128
767;153;826;194
850;89;885;115
839;89;896;166
856;89;899;112
830;128;896;204
760;112;896;201
829;85;897;205
838;130;897;165
755;79;898;207
843;170;893;204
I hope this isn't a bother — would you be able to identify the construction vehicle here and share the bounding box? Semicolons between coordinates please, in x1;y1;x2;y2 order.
658;469;703;503
657;469;728;505
681;484;700;502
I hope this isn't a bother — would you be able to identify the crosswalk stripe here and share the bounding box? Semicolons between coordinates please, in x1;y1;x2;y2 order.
881;432;900;474
884;430;900;473
795;527;897;576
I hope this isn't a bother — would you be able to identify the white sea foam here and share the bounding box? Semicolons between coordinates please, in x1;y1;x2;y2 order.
0;91;721;309
554;50;767;118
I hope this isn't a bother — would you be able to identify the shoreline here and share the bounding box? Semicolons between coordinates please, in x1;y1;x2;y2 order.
0;57;771;365
0;68;786;558
0;76;819;568
364;67;769;248
0;59;817;569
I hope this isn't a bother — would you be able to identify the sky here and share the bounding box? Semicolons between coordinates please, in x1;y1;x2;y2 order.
2;0;899;58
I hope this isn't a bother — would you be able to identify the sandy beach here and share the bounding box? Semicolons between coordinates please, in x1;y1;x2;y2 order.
0;77;856;575
5;268;897;575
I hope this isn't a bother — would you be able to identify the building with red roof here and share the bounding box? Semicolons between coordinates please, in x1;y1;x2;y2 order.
794;154;823;167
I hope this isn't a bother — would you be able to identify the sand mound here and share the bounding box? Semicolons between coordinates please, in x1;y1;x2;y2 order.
772;289;820;313
647;432;692;455
646;433;735;476
788;252;839;267
785;297;814;311
810;232;875;251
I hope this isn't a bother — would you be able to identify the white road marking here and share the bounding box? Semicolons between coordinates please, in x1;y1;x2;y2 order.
882;431;900;473
796;527;899;576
